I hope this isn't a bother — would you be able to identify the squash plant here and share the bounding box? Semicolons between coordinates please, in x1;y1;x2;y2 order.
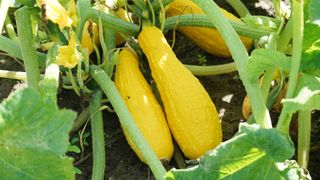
0;0;318;179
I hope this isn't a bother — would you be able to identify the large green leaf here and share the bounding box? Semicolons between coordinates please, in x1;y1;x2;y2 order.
307;0;320;25
0;88;76;179
166;123;303;180
247;49;291;82
282;73;320;112
300;23;320;75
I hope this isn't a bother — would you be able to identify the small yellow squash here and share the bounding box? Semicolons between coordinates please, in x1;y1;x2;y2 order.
115;48;174;162
165;0;253;57
138;27;222;159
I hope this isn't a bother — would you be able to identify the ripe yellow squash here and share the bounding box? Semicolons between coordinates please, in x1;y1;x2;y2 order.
115;48;174;162
138;27;222;159
165;0;253;57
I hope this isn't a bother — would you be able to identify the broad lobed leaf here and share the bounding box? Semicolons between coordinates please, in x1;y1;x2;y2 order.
0;88;76;179
247;49;291;83
166;124;304;180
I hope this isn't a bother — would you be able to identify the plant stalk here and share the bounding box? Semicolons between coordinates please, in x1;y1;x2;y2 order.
276;0;304;134
90;90;106;180
277;17;293;52
152;0;173;12
72;108;90;133
297;110;311;169
185;63;237;76
192;0;272;128
164;15;272;39
88;8;140;36
226;0;250;17
89;65;167;180
15;7;41;89
0;35;47;67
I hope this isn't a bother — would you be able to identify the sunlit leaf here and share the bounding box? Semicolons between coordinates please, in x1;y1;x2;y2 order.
0;88;76;179
166;123;303;180
247;49;291;82
301;23;320;76
282;73;320;112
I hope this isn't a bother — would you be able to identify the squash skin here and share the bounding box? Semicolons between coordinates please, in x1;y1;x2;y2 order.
165;0;253;57
138;27;222;159
115;48;174;162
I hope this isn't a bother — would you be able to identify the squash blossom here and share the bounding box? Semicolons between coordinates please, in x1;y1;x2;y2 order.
67;0;78;27
41;0;73;30
81;21;99;54
56;33;80;68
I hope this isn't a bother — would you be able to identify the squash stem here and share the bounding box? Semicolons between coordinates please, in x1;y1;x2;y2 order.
276;0;304;134
4;16;19;42
297;110;311;169
152;0;173;12
15;7;41;89
87;8;140;36
72;107;90;133
184;63;237;76
90;65;167;180
192;0;272;128
164;15;272;40
0;35;47;67
277;16;293;52
90;90;106;180
226;0;250;17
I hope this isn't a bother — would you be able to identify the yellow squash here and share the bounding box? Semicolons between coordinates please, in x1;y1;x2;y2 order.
138;27;222;159
165;0;253;57
115;48;174;162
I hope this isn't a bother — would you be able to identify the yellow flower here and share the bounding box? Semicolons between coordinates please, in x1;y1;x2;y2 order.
56;33;79;68
68;0;78;27
44;0;72;30
81;21;99;54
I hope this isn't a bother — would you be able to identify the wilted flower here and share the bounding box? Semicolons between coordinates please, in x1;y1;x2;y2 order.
81;21;99;54
56;33;80;68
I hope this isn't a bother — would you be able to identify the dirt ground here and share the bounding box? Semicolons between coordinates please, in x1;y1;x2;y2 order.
0;0;319;179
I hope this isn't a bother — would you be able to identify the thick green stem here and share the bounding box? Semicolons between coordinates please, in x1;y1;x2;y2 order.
152;0;173;12
185;63;237;76
192;0;272;128
89;65;166;180
72;108;90;133
90;90;106;180
226;0;250;17
277;0;304;134
164;15;272;39
15;7;40;89
0;36;46;67
4;16;19;42
88;8;140;36
297;110;311;169
277;17;293;52
273;0;281;18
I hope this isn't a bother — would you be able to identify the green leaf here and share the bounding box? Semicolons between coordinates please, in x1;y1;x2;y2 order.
166;123;301;180
247;49;291;82
307;0;320;25
0;88;76;179
242;15;280;31
301;23;320;75
282;73;320;112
